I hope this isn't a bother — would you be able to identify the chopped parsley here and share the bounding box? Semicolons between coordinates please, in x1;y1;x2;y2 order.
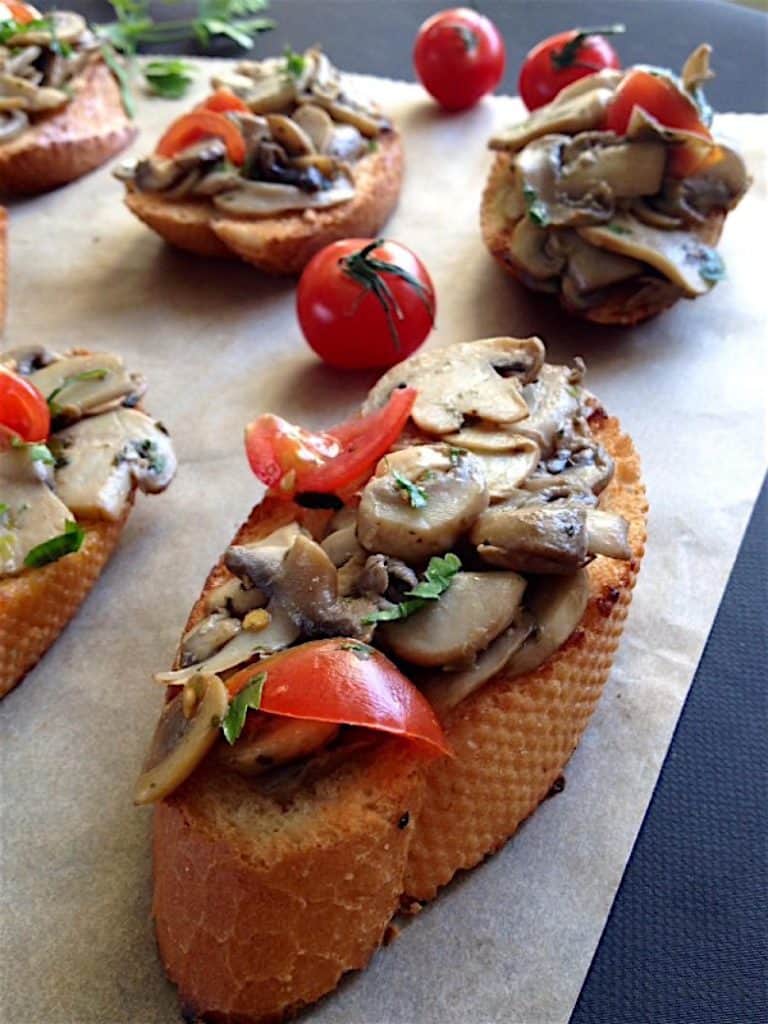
283;44;306;79
363;553;462;624
448;446;467;465
27;444;55;466
607;223;632;236
522;185;549;228
47;368;110;414
143;58;197;99
338;640;375;660
133;438;166;474
24;520;85;568
221;672;267;744
392;469;428;509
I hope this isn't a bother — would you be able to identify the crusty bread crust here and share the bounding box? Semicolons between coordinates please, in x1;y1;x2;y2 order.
123;130;404;275
0;512;128;698
0;206;7;333
0;61;137;196
480;152;724;326
151;412;647;1023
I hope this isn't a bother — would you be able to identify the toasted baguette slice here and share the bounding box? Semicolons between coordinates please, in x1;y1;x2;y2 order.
0;61;136;196
151;411;647;1024
481;152;724;326
123;131;404;275
0;511;130;698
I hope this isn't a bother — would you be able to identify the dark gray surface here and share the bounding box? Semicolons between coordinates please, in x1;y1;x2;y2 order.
77;0;768;112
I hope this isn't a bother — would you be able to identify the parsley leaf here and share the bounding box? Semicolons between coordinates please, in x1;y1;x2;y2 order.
523;185;550;227
337;640;375;660
47;368;109;414
607;223;632;236
27;444;55;466
283;44;306;78
24;520;85;568
143;58;196;99
363;553;462;624
392;469;428;509
222;672;266;744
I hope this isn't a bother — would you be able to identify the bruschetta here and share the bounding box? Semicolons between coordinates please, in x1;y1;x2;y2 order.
0;346;176;696
135;335;647;1023
116;47;403;274
482;46;750;324
0;3;136;195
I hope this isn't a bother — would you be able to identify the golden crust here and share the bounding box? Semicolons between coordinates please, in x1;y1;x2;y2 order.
0;61;137;196
480;152;724;326
0;205;7;332
150;413;647;1023
0;512;128;698
123;130;404;275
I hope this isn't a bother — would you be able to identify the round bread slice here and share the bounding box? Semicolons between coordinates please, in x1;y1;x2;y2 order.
123;130;404;275
0;510;129;698
480;152;724;326
0;61;137;196
150;411;647;1024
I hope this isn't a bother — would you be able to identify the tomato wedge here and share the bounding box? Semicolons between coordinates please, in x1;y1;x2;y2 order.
3;2;40;23
0;366;50;443
244;386;417;499
226;639;450;757
156;110;246;165
198;89;249;115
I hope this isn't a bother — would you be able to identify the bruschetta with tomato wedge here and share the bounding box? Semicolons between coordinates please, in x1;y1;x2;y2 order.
116;47;403;274
0;3;136;195
0;346;176;696
482;45;750;323
136;335;647;1024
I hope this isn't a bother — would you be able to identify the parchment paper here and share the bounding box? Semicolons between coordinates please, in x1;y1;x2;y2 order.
1;68;766;1024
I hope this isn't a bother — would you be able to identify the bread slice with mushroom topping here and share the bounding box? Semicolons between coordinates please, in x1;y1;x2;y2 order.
139;336;647;1023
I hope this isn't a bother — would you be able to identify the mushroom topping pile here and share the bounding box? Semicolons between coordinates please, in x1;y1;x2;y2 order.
116;47;390;218
146;337;634;796
0;348;176;577
489;46;750;310
0;8;98;143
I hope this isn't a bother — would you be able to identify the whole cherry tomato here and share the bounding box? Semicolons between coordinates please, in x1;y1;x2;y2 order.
413;7;505;112
297;238;436;370
0;367;50;443
156;110;246;165
518;25;624;111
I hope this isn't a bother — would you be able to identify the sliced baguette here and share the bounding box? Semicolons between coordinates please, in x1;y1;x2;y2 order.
123;130;404;275
151;410;647;1023
480;152;724;326
0;61;136;196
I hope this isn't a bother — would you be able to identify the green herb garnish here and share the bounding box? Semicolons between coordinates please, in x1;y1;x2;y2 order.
283;44;306;78
47;368;110;414
143;58;197;99
522;185;549;227
222;672;267;744
392;469;428;509
27;444;55;466
448;446;466;465
338;641;375;660
132;438;166;474
607;223;632;236
363;553;462;624
24;520;85;568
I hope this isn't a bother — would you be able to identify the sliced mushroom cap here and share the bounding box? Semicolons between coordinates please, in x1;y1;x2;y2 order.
29;351;146;421
321;524;363;567
504;570;589;678
217;717;339;776
191;168;245;196
418;614;535;716
7;10;86;46
0;447;72;576
224;522;303;588
380;571;526;668
265;112;315;155
517;364;582;455
326;123;366;160
0;72;68;112
0;344;59;375
211;60;296;113
585;509;631;560
515;136;615;228
134;673;229;805
292;103;335;151
205;575;267;616
558;134;666;201
682;44;714;93
180;611;241;667
0;107;28;142
212;176;355;217
471;441;541;501
154;604;299;685
473;503;589;574
363;338;541;435
525;439;614;496
551;230;645;296
357;444;489;562
507;217;567;281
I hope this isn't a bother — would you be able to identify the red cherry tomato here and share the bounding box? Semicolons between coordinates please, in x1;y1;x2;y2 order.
413;7;505;112
0;367;50;443
198;88;249;115
297;238;435;371
226;639;450;757
244;386;417;499
3;2;40;24
519;26;623;111
156;110;246;165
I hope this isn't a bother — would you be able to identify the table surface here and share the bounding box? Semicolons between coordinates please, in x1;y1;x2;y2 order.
20;1;768;1021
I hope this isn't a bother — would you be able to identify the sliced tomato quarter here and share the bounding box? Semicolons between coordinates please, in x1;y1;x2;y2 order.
198;89;250;115
155;110;246;165
226;639;450;757
0;367;50;443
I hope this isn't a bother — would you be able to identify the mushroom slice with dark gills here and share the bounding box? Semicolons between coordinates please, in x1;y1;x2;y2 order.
179;611;242;667
226;533;376;640
51;409;176;520
380;571;526;668
516;362;585;455
28;352;146;422
356;444;489;563
363;337;543;435
525;435;614;496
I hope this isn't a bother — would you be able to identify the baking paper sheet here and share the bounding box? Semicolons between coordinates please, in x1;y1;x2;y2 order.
1;68;766;1024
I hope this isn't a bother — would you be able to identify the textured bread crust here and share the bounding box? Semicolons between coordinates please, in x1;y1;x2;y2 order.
480;152;724;326
0;512;128;698
151;413;647;1023
0;61;136;196
123;130;404;274
0;205;7;332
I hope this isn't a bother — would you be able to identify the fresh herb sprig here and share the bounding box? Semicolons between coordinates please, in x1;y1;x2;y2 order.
364;553;462;624
24;520;85;568
392;469;428;509
221;672;267;744
143;58;197;98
